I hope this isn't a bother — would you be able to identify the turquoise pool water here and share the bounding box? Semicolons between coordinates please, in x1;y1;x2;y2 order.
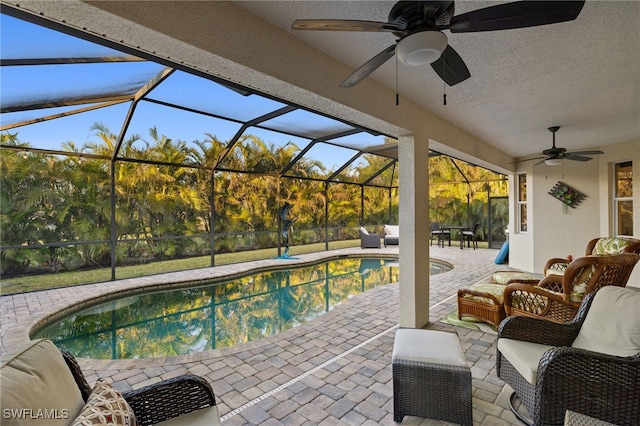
33;257;450;359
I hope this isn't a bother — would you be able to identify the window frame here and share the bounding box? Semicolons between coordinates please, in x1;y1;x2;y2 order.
517;173;527;233
613;161;633;236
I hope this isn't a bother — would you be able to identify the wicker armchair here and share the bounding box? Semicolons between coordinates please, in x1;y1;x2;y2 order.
1;339;220;426
544;236;640;276
497;287;640;426
61;351;219;425
504;252;639;323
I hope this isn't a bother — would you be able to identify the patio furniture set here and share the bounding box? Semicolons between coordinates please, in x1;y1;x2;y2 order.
2;237;638;426
431;222;480;249
359;225;399;248
457;237;640;327
361;223;480;249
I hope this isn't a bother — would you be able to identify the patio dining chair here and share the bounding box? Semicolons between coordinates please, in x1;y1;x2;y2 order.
497;286;640;425
462;223;479;249
430;222;450;247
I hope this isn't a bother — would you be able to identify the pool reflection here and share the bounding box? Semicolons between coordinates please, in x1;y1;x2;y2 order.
34;258;406;359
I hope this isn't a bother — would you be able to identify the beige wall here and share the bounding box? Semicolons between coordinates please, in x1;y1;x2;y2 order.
509;137;640;287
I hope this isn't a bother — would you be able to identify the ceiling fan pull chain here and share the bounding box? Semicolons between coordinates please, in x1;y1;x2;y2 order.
443;75;447;105
395;55;399;106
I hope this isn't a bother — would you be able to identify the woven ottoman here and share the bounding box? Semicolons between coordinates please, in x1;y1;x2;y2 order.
392;329;472;425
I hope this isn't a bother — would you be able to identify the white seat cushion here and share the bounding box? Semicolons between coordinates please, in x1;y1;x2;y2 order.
393;329;467;367
156;406;221;426
360;227;369;235
0;339;85;426
497;339;554;384
384;225;399;236
572;286;640;357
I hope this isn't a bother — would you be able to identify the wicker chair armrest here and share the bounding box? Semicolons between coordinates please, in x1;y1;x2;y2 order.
537;275;564;293
61;350;93;401
498;314;581;346
123;374;216;426
536;348;640;424
504;281;567;304
543;257;570;275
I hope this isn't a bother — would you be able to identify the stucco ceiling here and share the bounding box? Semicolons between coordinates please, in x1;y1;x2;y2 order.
2;0;638;167
239;1;640;160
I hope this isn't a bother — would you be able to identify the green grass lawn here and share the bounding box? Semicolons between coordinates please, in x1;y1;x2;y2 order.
0;240;361;295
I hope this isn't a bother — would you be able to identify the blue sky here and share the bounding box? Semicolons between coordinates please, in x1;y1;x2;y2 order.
0;13;386;171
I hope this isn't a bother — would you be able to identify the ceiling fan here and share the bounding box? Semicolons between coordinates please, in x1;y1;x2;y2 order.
522;126;604;166
292;1;586;88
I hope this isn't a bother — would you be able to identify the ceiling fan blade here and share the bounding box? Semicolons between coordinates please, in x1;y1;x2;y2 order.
430;45;471;86
566;150;604;156
563;154;593;162
449;1;586;33
339;45;396;88
292;19;402;32
533;159;548;166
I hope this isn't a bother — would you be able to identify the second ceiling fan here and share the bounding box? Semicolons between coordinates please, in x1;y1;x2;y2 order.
292;1;586;88
521;126;604;166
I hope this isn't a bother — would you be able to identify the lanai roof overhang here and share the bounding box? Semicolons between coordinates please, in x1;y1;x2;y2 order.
0;3;507;188
1;7;409;189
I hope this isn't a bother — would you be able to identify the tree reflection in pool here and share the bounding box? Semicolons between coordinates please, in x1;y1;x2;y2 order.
33;257;450;359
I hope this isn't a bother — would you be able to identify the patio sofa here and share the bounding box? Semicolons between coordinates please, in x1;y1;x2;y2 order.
1;339;221;426
383;224;399;247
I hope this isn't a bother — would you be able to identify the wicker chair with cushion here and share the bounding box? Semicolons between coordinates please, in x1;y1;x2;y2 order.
504;252;639;323
1;339;221;426
497;286;640;426
544;236;640;276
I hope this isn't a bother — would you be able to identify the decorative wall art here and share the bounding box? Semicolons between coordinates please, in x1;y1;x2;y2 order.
548;182;585;213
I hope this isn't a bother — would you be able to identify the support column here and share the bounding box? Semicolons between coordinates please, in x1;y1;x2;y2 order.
398;134;430;328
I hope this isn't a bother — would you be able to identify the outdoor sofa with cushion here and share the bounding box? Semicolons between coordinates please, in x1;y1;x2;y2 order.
383;224;399;246
0;339;221;426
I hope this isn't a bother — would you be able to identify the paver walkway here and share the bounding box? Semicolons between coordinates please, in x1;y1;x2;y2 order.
1;245;525;425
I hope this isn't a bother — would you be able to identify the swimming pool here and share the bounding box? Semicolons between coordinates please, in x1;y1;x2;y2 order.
33;257;451;359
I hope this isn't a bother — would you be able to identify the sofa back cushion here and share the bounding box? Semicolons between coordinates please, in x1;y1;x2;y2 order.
384;225;399;236
572;286;640;357
1;339;85;425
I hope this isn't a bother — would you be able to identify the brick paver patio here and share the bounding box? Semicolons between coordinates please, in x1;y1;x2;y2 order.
1;244;525;425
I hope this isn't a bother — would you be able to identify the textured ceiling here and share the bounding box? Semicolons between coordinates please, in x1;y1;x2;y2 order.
239;1;640;160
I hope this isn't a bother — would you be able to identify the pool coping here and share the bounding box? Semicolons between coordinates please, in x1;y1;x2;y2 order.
2;247;414;369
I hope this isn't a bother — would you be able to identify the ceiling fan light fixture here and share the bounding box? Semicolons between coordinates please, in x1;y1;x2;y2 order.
397;31;448;66
545;158;563;166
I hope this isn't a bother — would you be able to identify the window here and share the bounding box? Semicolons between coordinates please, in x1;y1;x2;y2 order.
613;161;633;236
517;174;527;232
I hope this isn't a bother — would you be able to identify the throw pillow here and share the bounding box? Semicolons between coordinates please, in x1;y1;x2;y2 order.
70;380;138;426
593;238;630;255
